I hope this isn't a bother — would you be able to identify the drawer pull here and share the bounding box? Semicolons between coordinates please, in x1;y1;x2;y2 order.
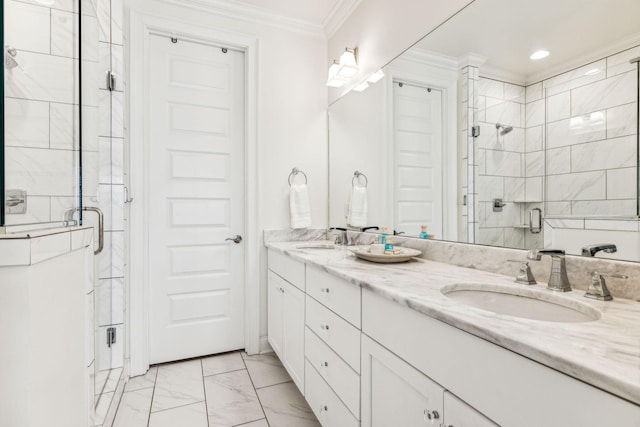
278;287;285;293
423;409;439;424
320;324;330;331
320;361;329;367
321;287;330;293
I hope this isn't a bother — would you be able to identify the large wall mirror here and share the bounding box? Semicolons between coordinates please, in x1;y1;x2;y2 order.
329;0;640;261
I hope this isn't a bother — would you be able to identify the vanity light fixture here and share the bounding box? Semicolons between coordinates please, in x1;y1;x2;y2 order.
530;50;550;60
352;81;369;92
337;47;359;78
326;60;346;87
367;69;385;83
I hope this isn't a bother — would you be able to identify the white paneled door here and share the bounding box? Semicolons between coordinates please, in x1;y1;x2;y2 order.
393;82;443;238
148;35;245;364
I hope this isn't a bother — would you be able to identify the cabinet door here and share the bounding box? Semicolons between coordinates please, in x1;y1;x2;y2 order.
361;335;444;427
267;271;284;356
443;392;498;427
283;281;305;393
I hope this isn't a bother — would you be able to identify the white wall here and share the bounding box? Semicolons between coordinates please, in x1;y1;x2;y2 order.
327;0;473;103
127;0;328;346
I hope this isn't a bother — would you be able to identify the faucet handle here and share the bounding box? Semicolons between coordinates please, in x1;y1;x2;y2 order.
508;260;537;285
585;271;628;301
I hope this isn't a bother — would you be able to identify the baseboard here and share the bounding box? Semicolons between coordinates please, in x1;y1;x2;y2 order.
259;335;273;354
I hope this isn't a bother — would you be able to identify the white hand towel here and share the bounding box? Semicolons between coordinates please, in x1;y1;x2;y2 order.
348;186;368;227
290;184;312;229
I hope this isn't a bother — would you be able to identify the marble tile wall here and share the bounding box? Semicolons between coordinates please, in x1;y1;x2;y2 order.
457;65;478;243
473;76;529;248
540;45;639;217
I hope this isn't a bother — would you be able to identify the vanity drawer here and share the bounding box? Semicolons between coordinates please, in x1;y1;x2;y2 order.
305;360;360;427
306;265;361;328
305;327;360;418
306;296;360;373
268;249;305;291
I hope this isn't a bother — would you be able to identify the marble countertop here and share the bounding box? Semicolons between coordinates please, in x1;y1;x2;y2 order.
267;241;640;406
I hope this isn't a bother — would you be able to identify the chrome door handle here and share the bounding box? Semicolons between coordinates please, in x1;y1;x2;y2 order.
64;206;104;255
225;235;243;244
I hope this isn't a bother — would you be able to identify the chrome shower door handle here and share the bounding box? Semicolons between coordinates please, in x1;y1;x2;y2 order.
529;208;542;234
225;235;243;244
83;207;105;255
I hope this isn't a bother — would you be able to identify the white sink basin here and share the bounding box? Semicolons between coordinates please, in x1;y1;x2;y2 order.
295;243;336;249
441;284;601;323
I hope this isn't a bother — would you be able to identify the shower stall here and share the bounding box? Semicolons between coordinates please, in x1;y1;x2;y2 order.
2;0;125;424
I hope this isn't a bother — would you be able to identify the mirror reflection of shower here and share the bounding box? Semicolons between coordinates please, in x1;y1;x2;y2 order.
495;122;513;136
4;46;18;69
495;122;513;146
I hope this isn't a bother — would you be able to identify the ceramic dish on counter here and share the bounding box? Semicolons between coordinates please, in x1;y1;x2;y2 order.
350;245;422;263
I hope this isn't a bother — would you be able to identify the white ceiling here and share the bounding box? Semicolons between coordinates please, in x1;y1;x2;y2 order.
229;0;343;25
415;0;640;84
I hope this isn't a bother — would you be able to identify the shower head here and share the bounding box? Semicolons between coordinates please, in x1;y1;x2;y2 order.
4;46;18;69
496;123;513;136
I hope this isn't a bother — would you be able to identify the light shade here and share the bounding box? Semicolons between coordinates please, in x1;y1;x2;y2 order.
353;81;369;92
337;48;358;78
529;50;550;60
326;61;346;87
367;69;385;83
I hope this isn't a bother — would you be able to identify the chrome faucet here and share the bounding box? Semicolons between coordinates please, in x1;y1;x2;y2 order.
526;249;572;292
581;243;617;257
585;271;628;301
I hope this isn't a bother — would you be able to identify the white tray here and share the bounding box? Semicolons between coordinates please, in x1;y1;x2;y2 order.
350;246;422;263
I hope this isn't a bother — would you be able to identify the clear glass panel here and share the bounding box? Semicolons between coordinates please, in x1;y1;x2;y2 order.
3;0;84;226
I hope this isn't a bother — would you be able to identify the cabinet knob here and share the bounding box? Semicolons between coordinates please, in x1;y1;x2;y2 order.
320;405;328;413
423;409;439;424
320;361;329;367
321;287;330;293
320;324;330;331
278;287;285;293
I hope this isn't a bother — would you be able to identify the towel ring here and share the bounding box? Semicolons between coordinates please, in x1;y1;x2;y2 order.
352;171;368;188
288;167;308;187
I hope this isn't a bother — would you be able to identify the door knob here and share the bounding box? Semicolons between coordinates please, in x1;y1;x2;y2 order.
225;235;243;244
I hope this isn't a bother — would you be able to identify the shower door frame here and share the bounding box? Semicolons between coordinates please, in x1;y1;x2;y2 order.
127;11;261;377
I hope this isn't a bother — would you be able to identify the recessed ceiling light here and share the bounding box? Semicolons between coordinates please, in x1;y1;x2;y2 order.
585;68;601;76
530;50;550;60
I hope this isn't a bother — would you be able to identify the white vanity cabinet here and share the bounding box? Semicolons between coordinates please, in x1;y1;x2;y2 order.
362;289;640;427
267;250;306;393
361;335;445;427
304;265;362;426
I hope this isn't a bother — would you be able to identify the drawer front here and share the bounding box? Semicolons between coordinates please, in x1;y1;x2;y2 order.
306;296;360;373
305;360;360;427
306;266;361;328
268;249;305;291
305;327;360;418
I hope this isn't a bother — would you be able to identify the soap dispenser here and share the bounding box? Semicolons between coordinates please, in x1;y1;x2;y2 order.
420;225;429;239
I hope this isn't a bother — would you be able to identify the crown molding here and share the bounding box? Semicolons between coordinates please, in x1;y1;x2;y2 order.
400;47;459;71
158;0;326;39
324;0;363;38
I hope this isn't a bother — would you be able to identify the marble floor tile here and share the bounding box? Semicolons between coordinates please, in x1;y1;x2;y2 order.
204;369;265;427
202;351;245;377
112;388;153;427
125;366;158;392
238;419;269;427
152;359;205;412
257;382;320;427
148;402;208;427
243;352;292;388
95;391;114;426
